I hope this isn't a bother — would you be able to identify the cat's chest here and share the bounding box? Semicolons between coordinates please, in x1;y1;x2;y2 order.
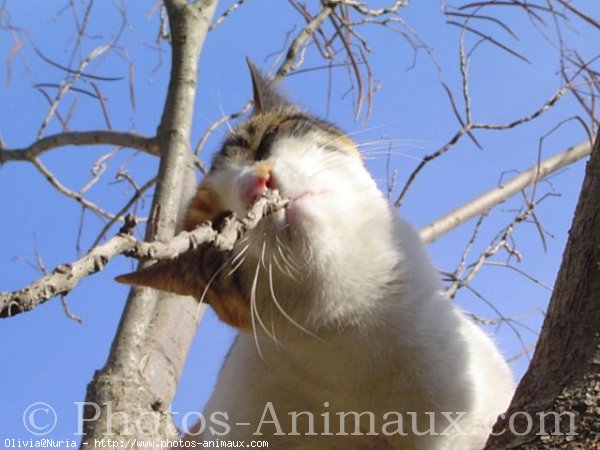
212;333;442;449
242;323;431;407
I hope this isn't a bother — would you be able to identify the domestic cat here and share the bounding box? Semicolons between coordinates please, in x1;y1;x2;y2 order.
117;61;515;449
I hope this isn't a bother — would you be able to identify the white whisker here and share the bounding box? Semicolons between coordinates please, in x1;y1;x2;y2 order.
276;235;301;278
228;244;249;276
268;263;322;341
198;249;241;303
249;255;266;361
250;241;281;355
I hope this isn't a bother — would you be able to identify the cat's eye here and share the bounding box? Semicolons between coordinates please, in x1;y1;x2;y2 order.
254;128;278;161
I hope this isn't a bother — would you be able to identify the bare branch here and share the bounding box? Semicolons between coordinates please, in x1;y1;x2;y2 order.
341;0;408;17
80;150;118;195
445;212;488;298
33;45;123;81
472;84;571;131
395;85;573;207
419;140;592;244
447;20;530;63
459;2;560;17
0;130;159;163
31;158;118;220
194;102;251;156
6;38;24;84
0;191;289;319
37;44;112;139
90;175;158;248
445;208;528;299
482;261;553;291
209;0;247;31
275;3;336;79
554;0;600;30
395;127;469;207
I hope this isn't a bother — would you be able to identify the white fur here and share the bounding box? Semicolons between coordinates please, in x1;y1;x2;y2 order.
193;133;515;449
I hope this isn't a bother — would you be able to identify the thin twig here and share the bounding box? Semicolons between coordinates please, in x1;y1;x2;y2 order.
396;84;573;207
37;44;112;139
209;0;247;31
91;175;158;248
31;158;118;220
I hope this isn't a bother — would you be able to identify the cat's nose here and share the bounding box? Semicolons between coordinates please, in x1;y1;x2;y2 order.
242;165;275;207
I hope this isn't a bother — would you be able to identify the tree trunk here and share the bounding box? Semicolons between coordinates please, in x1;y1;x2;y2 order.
483;129;600;448
80;1;218;446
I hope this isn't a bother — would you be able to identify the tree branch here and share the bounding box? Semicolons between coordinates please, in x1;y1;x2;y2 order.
554;0;600;30
395;83;573;207
419;140;592;243
342;0;408;17
31;157;120;220
0;191;288;319
0;130;159;163
208;0;247;31
275;2;337;78
37;44;112;139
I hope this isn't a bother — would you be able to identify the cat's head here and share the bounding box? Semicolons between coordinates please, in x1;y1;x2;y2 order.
185;61;371;234
117;61;394;330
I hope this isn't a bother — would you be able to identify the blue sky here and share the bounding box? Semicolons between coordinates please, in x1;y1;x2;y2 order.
1;0;598;441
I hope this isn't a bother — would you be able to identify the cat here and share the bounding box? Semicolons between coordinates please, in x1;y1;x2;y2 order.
116;61;515;449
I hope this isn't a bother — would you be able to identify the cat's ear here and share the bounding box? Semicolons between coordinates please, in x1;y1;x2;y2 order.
115;254;203;299
116;255;254;330
247;58;289;114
